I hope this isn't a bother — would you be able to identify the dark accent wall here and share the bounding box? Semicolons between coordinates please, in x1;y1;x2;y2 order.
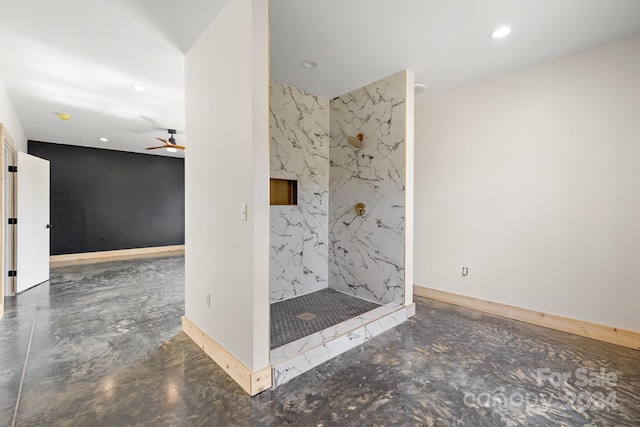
28;141;184;255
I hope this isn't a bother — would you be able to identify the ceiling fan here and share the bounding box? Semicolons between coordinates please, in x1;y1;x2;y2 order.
146;129;185;152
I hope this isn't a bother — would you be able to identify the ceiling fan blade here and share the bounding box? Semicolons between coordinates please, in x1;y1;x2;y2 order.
151;135;185;151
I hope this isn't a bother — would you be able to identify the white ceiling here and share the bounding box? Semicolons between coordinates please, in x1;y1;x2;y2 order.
271;0;640;98
1;1;640;156
0;0;228;157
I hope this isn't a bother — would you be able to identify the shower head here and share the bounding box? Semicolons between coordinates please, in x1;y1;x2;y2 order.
347;133;364;149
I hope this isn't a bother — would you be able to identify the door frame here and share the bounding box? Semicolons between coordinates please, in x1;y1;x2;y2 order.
0;123;16;319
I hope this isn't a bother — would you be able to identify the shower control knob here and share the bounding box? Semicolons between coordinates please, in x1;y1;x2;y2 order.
355;203;366;216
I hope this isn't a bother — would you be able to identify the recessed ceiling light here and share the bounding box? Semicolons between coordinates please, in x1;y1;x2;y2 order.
57;113;71;120
300;59;317;69
490;26;512;39
166;147;178;153
99;137;109;142
414;82;427;96
132;85;147;92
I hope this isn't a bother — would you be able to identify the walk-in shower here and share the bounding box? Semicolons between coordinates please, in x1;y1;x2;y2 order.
269;71;411;386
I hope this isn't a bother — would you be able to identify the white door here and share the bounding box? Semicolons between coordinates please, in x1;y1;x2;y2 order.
16;152;50;293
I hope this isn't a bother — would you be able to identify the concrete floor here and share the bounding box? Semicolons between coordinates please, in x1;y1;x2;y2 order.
1;255;638;426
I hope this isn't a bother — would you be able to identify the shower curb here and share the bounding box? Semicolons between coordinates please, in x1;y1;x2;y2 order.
271;303;407;387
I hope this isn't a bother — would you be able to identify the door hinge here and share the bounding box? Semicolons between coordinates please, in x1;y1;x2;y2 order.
8;166;17;173
8;270;17;277
8;218;17;225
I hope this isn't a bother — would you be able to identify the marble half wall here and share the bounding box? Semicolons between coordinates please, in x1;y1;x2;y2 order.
270;81;330;302
328;71;407;305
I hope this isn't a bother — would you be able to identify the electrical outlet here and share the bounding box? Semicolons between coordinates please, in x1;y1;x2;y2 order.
462;267;468;276
206;293;211;307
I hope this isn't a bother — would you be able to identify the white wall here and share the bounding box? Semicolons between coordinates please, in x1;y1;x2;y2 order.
404;71;414;307
0;76;27;152
415;34;640;332
185;0;269;371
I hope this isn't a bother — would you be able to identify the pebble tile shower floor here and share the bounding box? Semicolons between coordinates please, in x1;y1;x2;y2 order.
269;288;380;349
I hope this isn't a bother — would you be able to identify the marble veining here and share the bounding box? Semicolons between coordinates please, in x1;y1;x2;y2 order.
271;301;403;365
270;288;380;349
270;80;330;302
271;307;407;387
329;71;406;305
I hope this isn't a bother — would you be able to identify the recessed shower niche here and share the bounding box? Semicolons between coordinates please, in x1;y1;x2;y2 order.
269;71;414;386
270;178;297;205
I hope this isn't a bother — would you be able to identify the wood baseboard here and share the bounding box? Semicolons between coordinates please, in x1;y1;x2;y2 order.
405;302;416;318
182;316;272;395
414;286;640;351
50;245;185;266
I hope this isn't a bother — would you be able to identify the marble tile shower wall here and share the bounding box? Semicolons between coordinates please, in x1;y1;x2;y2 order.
328;71;406;304
270;81;330;302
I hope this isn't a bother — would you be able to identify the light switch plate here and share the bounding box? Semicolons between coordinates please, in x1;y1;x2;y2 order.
241;203;247;221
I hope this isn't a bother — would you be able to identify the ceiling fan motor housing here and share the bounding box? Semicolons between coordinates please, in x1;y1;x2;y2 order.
168;129;176;144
